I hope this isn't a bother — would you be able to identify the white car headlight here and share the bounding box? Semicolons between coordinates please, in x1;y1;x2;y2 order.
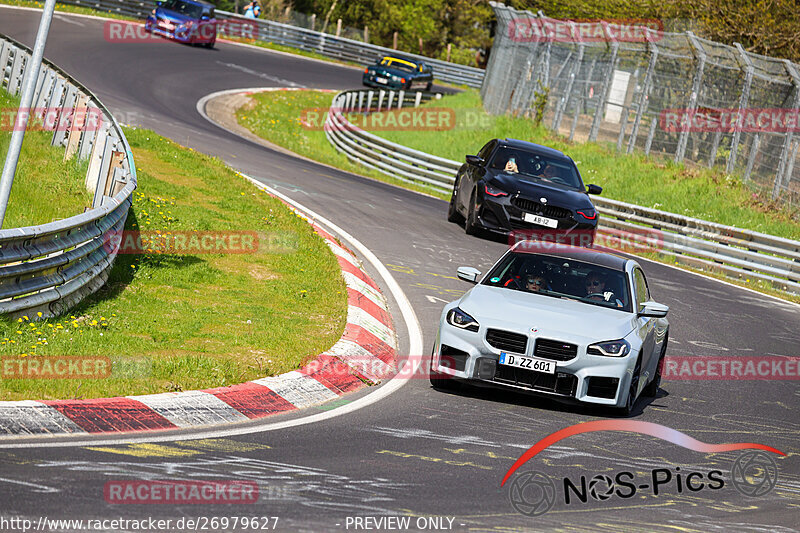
446;307;479;332
587;339;630;357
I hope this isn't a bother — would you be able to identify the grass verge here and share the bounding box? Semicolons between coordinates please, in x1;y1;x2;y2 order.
236;89;446;198
0;0;136;20
0;127;347;401
0;90;92;228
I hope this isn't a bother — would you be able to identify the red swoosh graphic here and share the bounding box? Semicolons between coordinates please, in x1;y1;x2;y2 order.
501;420;785;486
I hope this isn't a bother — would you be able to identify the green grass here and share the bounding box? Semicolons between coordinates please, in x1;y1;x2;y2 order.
0;127;347;401
376;90;800;240
0;0;137;20
236;89;446;197
0;91;92;228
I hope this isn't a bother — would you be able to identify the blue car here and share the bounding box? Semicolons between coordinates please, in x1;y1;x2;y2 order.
145;0;217;48
363;55;434;91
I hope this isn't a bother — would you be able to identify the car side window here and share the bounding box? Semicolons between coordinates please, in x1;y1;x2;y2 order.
633;268;649;308
478;141;496;161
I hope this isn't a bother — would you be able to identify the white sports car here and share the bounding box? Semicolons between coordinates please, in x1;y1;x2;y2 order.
430;242;669;415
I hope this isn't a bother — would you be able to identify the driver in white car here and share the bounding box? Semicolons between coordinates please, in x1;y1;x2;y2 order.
585;272;623;307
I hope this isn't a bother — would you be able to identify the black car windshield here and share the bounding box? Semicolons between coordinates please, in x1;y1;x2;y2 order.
379;57;418;73
482;251;631;312
489;146;583;190
161;0;203;18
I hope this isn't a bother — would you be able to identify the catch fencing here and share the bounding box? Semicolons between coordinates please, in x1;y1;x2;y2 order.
0;33;136;318
483;2;800;206
325;88;800;295
51;0;485;88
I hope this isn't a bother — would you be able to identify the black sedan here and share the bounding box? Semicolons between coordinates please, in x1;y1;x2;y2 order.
363;55;434;91
448;138;602;244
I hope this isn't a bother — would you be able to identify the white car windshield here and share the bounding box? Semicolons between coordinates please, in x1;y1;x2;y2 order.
489;146;583;190
482;251;631;312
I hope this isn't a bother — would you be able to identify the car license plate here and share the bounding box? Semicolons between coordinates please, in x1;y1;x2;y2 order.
499;352;556;374
523;213;558;228
159;21;174;30
376;77;388;84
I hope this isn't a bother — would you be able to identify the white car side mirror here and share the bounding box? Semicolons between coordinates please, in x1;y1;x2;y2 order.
457;266;481;284
638;301;669;318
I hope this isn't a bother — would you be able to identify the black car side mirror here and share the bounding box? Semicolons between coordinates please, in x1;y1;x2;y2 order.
586;184;602;195
466;155;484;166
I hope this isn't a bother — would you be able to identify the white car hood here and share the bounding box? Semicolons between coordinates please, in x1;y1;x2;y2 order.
458;285;637;344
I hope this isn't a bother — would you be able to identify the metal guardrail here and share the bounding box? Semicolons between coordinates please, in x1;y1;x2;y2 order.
325;88;800;295
0;33;136;318
51;0;486;88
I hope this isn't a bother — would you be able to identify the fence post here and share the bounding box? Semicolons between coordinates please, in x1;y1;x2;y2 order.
364;26;368;43
552;34;583;132
627;31;659;154
392;32;398;49
616;106;629;152
588;23;618;142
335;19;342;38
772;60;800;198
708;130;722;167
675;32;706;164
744;133;760;182
310;14;316;31
727;43;754;173
644;119;657;155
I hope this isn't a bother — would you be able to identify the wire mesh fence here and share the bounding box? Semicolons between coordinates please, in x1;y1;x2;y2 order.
483;2;800;207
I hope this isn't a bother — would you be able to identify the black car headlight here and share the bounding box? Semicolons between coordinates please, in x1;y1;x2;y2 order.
446;307;479;332
587;339;630;357
484;183;509;197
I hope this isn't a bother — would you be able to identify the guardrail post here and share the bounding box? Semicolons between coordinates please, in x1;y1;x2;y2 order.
414;91;422;107
744;133;760;182
78;103;100;161
7;47;26;95
398;90;404;109
627;31;658;154
377;90;384;112
34;69;54;108
387;91;394;110
357;91;364;113
85;119;110;195
727;43;754;173
0;42;10;87
772;60;800;199
675;32;706;164
366;90;374;113
52;83;78;148
588;24;619;142
64;93;88;161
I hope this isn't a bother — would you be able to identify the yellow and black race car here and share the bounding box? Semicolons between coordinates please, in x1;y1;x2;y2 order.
362;55;434;91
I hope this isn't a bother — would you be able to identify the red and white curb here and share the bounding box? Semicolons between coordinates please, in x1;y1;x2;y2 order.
0;199;397;437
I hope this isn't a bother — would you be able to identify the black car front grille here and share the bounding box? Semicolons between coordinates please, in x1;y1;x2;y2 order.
494;366;578;396
512;197;572;219
486;329;528;354
534;338;578;361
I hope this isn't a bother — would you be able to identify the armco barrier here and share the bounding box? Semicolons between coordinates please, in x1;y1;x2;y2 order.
0;33;136;318
324;88;800;296
49;0;485;88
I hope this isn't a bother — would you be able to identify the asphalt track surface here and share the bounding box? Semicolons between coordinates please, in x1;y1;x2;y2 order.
1;8;799;532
